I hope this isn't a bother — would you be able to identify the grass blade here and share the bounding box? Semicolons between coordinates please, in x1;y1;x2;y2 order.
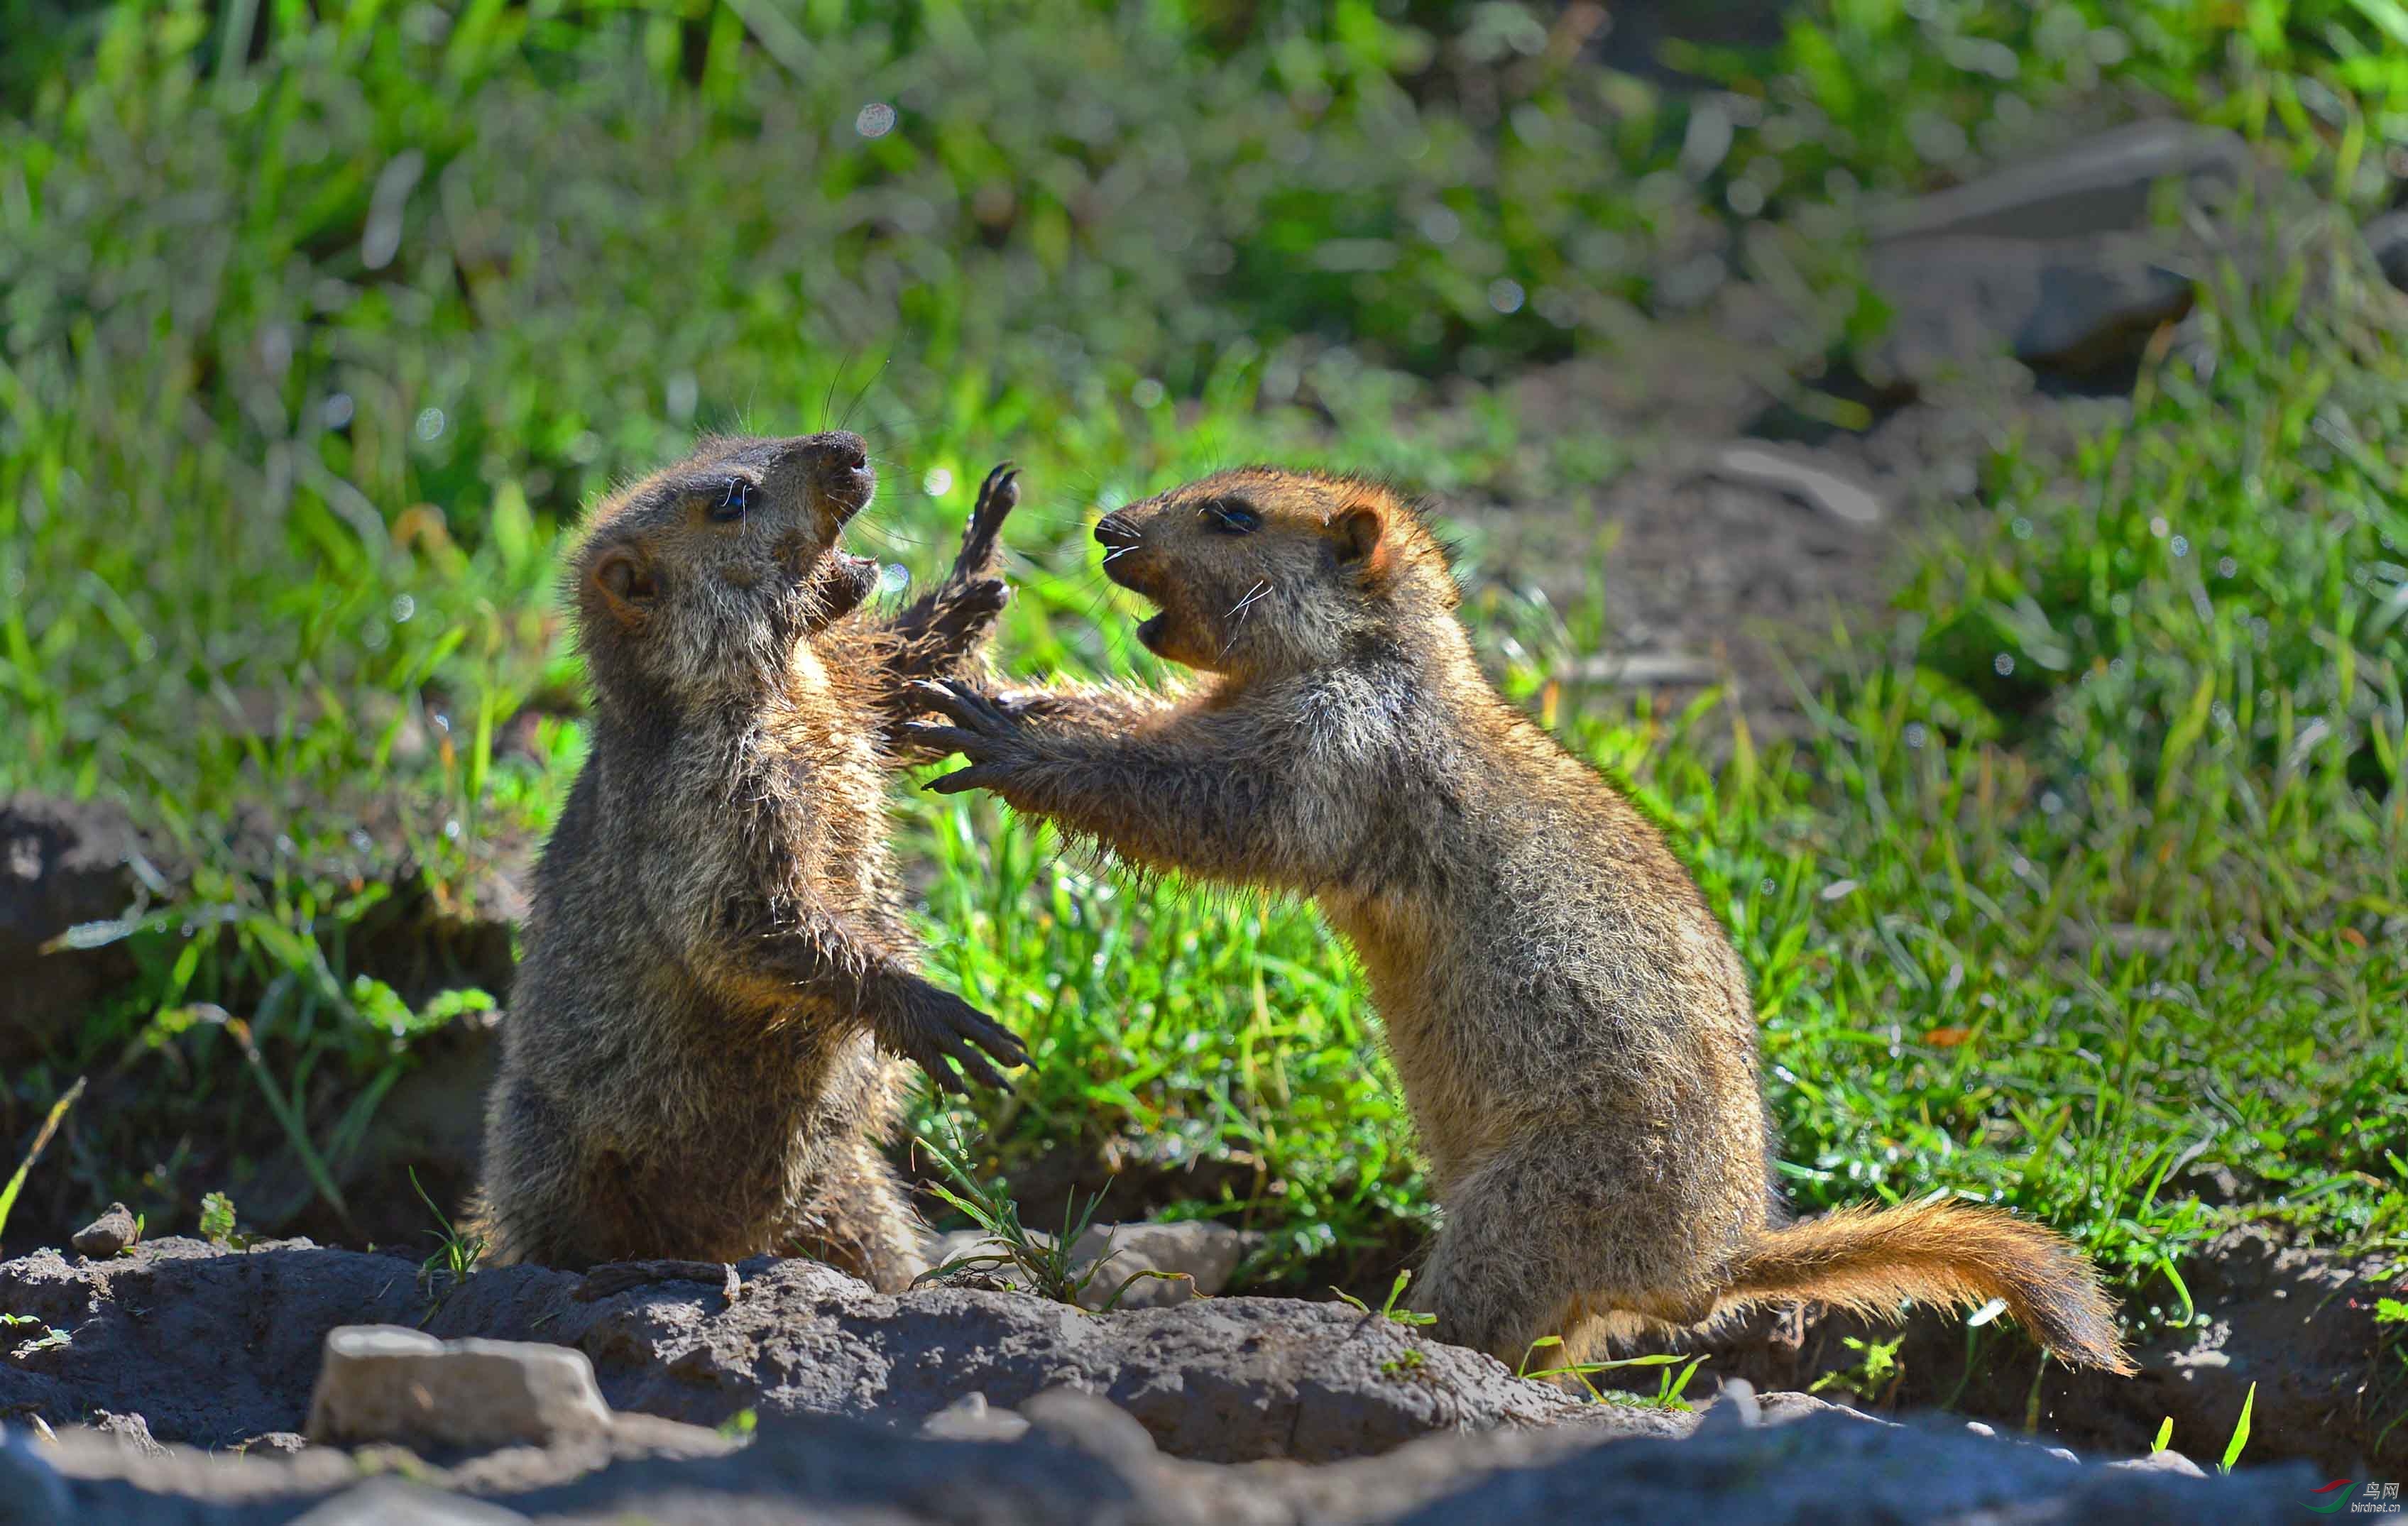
0;1077;87;1238
2219;1382;2256;1474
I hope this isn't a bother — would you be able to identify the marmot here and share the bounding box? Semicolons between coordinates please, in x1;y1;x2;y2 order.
476;433;1028;1287
908;465;2132;1373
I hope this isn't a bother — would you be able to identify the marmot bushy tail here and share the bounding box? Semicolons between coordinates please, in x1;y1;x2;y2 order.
474;434;1026;1285
1715;1200;2128;1371
908;463;2132;1375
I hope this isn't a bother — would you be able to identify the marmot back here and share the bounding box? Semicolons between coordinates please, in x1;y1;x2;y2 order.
912;464;2131;1373
476;434;1027;1284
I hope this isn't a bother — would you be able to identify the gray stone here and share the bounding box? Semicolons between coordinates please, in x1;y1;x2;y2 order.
28;1403;2332;1525
0;1425;70;1526
69;1203;138;1260
292;1479;531;1524
1868;121;2250;243
2111;1448;2208;1477
1849;123;2267;385
1866;235;2195;381
928;1217;1249;1310
305;1326;613;1451
1384;1410;2315;1526
1017;1387;1159;1469
89;1410;165;1457
1695;1376;1760;1433
3;1240;1583;1464
918;1391;1030;1444
924;1227;1039;1292
1066;1219;1247;1310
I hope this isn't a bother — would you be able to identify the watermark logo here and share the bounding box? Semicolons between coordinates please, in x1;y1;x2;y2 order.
2311;1480;2402;1515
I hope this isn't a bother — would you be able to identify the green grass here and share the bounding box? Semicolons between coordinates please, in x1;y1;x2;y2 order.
1;1;2403;1381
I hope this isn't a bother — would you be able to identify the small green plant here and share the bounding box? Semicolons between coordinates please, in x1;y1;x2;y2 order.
716;1407;758;1441
1644;1355;1710;1412
2218;1382;2257;1476
410;1168;487;1307
1809;1335;1907;1407
2373;1297;2408;1455
911;1124;1176;1312
0;1077;85;1239
2;1313;70;1356
1514;1336;1709;1410
196;1190;246;1248
2151;1416;2174;1456
1379;1346;1429;1378
1334;1270;1436;1327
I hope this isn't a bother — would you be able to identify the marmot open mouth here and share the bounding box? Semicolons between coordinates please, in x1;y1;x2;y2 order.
811;550;880;627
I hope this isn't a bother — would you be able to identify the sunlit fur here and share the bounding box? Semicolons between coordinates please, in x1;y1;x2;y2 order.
930;464;2133;1373
476;433;1021;1284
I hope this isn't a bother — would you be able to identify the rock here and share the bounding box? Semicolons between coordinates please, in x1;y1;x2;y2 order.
2365;208;2408;293
1065;1219;1247;1310
292;1479;531;1524
1867;121;2250;243
1866;235;2194;382
2112;1449;2207;1477
928;1217;1249;1310
24;1400;2328;1525
1852;123;2262;386
304;1326;613;1451
2;1239;1585;1464
0;1425;71;1526
0;795;153;1067
87;1411;165;1457
236;1432;310;1455
1695;1376;1760;1433
68;1204;138;1260
1707;443;1887;525
1385;1409;2315;1526
919;1391;1030;1444
924;1227;1039;1292
1017;1387;1159;1469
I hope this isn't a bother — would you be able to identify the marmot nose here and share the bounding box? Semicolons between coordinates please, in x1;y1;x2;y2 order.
802;432;873;516
809;432;869;477
1095;511;1136;547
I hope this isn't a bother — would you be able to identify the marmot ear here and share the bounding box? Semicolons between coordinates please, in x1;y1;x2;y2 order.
590;547;659;629
1333;501;1391;573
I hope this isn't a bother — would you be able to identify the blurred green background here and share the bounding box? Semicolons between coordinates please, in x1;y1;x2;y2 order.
1;0;2404;1424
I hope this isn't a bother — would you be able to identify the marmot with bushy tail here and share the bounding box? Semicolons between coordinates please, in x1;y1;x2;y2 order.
908;464;2132;1373
476;434;1027;1288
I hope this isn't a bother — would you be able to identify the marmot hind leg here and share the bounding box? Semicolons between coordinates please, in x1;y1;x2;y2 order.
787;1145;928;1292
478;1075;608;1270
1411;1139;1720;1371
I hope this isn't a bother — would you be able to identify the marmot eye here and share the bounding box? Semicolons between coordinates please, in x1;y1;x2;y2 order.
1201;499;1260;534
707;479;750;522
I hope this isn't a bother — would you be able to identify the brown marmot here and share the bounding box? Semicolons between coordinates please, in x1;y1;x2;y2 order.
907;464;2132;1373
475;434;1027;1287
